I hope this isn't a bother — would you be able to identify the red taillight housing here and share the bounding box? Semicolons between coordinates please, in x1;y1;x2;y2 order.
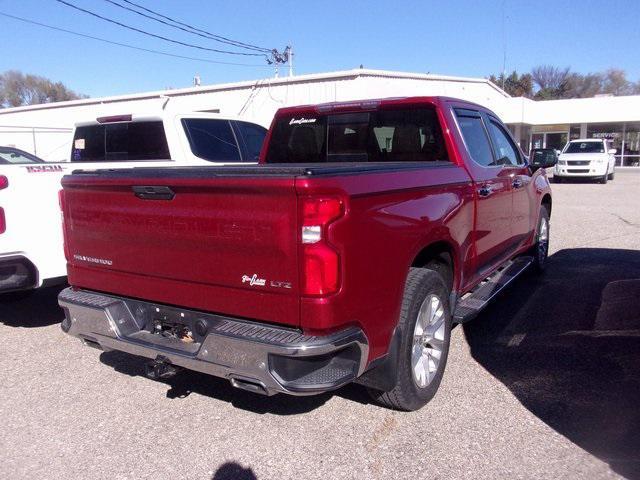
58;189;70;260
0;175;7;234
58;188;65;211
299;196;344;296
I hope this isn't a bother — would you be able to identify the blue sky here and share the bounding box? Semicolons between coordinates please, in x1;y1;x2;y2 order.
1;0;639;97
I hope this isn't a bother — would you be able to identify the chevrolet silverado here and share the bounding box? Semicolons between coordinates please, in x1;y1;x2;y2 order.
58;97;555;411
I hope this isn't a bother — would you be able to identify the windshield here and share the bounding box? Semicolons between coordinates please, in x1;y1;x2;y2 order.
265;107;449;163
564;141;605;154
71;121;171;162
0;147;44;164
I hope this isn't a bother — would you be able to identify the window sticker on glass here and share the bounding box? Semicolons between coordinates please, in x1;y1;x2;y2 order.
289;117;317;125
74;139;85;149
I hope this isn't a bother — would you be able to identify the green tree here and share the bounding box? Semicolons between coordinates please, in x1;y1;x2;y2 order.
489;71;533;98
0;70;87;108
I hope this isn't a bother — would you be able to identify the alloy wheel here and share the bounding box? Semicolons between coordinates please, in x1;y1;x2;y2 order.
411;294;445;388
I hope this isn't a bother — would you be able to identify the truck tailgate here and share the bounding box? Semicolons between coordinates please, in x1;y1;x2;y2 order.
62;170;300;327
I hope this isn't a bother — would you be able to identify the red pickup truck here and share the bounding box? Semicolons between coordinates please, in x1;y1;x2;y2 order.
58;97;555;411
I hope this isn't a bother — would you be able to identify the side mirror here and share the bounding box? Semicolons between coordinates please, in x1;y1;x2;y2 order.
609;148;617;155
529;148;558;170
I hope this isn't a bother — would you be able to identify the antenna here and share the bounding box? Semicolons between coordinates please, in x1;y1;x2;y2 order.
501;0;507;90
288;45;293;77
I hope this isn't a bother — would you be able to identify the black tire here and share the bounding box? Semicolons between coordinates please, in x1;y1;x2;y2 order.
608;171;615;181
368;268;452;411
599;174;608;184
530;206;550;273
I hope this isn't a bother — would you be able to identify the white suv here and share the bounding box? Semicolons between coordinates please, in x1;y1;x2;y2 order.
554;139;616;184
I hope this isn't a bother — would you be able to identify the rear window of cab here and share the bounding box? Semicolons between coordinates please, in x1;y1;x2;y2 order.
72;121;170;162
265;107;449;163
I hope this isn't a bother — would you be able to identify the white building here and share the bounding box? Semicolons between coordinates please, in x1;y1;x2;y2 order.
1;68;639;166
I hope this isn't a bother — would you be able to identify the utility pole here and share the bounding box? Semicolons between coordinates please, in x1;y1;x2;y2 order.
288;45;293;77
266;46;293;77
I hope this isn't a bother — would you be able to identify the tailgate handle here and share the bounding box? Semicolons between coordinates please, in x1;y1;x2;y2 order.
133;186;175;200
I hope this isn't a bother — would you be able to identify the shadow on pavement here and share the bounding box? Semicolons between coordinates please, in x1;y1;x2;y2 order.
211;462;257;480
464;248;640;479
0;284;66;327
99;349;370;416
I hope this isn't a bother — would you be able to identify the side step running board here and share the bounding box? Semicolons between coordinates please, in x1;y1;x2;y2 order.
453;256;533;323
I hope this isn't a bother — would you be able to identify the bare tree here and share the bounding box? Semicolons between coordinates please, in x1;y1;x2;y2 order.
565;72;603;98
0;70;87;108
601;69;634;96
531;65;571;91
531;65;572;99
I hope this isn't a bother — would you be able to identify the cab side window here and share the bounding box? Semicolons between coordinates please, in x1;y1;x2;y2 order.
455;110;494;167
487;120;522;166
235;121;267;161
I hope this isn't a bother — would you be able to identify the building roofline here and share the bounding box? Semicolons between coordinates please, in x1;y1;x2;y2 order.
0;68;510;116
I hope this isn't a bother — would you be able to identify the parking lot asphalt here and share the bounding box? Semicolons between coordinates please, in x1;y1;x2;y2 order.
1;170;639;480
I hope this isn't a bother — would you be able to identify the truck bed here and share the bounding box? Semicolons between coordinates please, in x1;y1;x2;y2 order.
68;161;454;179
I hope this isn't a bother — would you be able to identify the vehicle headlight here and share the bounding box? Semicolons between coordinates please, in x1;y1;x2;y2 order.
557;160;566;165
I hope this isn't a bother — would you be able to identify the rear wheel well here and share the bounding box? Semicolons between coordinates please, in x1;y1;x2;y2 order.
541;194;552;217
411;242;454;292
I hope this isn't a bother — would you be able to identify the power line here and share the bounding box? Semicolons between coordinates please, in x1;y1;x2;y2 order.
53;0;268;58
104;0;270;53
0;12;272;68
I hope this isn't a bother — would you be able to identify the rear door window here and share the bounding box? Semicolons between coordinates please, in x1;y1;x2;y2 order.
234;121;267;161
455;111;495;167
182;118;241;162
72;121;170;162
265;107;449;163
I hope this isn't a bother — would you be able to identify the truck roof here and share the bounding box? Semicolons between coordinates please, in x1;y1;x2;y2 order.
273;96;489;117
73;111;249;128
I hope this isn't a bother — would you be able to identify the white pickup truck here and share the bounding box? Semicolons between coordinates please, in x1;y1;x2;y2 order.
554;138;617;184
0;112;266;295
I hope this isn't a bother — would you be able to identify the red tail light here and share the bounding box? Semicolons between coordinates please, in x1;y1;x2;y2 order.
58;189;65;211
299;197;344;296
58;189;70;260
0;175;7;233
96;114;132;124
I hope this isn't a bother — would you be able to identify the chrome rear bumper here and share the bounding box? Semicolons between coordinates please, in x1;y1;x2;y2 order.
58;288;368;396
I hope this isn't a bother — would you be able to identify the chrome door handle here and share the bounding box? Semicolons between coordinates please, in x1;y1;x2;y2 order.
478;184;493;197
512;178;523;189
